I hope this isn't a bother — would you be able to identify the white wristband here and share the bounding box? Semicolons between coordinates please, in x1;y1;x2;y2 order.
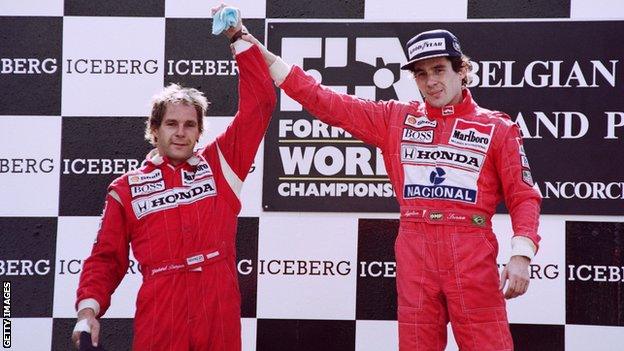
269;56;291;86
511;236;536;260
73;319;91;334
232;39;253;54
77;298;100;317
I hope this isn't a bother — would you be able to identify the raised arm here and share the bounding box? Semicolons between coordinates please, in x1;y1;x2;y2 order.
212;42;276;183
206;7;276;191
241;33;392;149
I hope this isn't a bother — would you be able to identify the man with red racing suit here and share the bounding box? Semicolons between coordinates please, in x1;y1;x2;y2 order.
246;28;541;350
71;19;276;351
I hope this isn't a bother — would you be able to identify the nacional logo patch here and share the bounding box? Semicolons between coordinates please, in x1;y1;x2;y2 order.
403;166;477;203
402;128;434;143
130;180;165;197
404;114;437;129
448;119;495;153
128;169;162;185
131;178;217;219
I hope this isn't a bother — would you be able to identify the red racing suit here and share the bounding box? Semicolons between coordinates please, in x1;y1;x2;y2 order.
273;63;541;351
76;44;276;351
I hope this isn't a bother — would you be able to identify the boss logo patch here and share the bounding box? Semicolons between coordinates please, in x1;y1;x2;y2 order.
131;180;165;197
402;128;434;143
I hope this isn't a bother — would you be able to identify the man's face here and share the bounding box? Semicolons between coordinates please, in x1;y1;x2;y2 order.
152;102;201;165
412;56;466;108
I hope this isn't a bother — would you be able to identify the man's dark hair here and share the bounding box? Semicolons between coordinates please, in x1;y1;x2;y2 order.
449;55;472;87
408;55;472;87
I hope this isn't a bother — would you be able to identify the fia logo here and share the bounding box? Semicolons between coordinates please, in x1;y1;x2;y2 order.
279;36;421;111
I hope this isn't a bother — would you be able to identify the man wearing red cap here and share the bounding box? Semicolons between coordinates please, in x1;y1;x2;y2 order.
247;28;540;350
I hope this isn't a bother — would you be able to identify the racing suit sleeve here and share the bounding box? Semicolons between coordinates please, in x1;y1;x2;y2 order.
271;59;391;149
496;122;542;259
211;41;276;196
75;192;130;318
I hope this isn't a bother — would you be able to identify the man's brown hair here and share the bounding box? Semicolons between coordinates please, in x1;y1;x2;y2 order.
145;83;210;145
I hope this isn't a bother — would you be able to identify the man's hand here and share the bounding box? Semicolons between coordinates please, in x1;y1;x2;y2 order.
211;3;226;16
71;308;100;349
211;3;278;67
499;255;531;299
211;3;243;40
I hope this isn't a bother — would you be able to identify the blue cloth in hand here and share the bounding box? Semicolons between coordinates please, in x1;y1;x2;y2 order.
212;7;240;35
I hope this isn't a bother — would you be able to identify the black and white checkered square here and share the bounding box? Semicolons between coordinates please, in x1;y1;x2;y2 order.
0;17;62;116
